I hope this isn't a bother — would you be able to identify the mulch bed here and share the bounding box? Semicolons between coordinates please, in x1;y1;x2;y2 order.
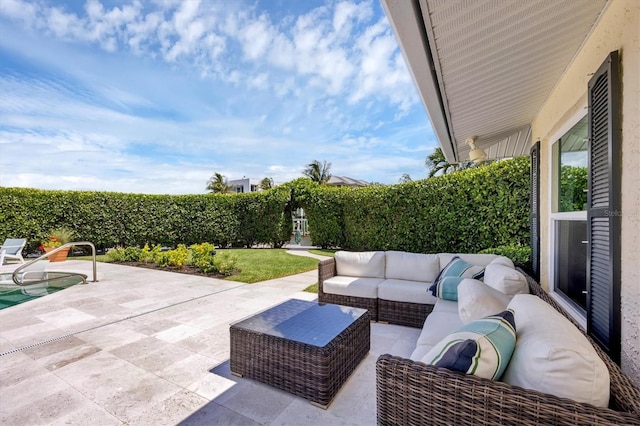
113;261;236;279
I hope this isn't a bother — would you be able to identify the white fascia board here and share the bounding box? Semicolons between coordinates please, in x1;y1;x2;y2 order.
381;0;457;162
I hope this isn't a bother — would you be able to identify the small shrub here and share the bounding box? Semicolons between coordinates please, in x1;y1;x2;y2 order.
123;246;142;262
166;244;189;269
106;247;126;262
139;243;153;263
479;244;531;269
191;242;217;273
213;252;238;275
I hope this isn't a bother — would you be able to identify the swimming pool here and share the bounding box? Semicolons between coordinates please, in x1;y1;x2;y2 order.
0;272;86;310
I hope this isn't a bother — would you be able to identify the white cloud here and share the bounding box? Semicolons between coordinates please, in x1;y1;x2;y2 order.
0;0;431;194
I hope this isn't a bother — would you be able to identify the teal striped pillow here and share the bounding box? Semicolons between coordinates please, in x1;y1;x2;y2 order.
429;256;485;301
422;310;516;380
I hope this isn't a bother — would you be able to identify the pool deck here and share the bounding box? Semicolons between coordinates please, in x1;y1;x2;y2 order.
0;257;419;425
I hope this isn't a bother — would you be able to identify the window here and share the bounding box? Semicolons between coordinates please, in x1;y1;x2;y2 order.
550;115;588;313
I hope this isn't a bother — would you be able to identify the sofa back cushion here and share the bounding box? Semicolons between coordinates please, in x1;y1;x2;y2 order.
385;251;440;282
483;264;529;296
335;251;386;278
438;253;499;270
457;279;511;324
502;294;610;407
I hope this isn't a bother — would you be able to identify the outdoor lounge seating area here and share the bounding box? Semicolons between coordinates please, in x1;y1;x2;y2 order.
319;250;640;424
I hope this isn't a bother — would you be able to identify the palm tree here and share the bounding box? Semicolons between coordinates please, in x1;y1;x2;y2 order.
302;160;332;184
206;172;232;193
425;147;462;178
399;173;412;183
260;177;274;190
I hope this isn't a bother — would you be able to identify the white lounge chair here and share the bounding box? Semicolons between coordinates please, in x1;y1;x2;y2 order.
0;238;27;265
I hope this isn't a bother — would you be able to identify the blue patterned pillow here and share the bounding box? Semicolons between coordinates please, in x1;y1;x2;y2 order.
429;256;485;301
422;310;516;380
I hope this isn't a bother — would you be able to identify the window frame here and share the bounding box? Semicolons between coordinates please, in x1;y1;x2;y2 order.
547;108;588;329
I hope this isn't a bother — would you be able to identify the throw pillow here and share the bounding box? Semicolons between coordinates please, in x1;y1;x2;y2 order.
421;310;517;380
483;264;529;295
457;279;511;324
429;256;485;300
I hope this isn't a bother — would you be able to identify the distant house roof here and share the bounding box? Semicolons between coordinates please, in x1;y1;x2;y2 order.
327;176;369;187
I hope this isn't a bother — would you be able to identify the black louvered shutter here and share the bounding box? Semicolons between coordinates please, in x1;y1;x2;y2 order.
587;50;621;362
530;141;540;281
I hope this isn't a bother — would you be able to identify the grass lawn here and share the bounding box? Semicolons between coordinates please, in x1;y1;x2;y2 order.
218;248;319;284
303;283;318;293
308;249;336;257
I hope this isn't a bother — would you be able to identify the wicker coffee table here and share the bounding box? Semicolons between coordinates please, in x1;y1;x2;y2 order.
230;299;370;408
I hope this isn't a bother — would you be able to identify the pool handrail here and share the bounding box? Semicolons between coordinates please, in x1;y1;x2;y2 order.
12;242;98;286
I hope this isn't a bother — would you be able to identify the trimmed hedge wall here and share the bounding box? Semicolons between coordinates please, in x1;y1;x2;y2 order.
0;157;530;255
296;157;531;253
0;186;291;252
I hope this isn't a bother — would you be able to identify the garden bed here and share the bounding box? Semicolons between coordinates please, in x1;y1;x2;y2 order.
113;261;238;280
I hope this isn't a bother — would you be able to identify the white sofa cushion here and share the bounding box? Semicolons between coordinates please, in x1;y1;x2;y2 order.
416;311;462;347
410;343;434;361
489;256;515;268
378;279;438;304
335;251;386;278
502;294;610;407
421;310;516;381
457;279;511;324
322;276;383;299
385;251;441;282
483;264;529;296
438;253;498;270
433;299;459;313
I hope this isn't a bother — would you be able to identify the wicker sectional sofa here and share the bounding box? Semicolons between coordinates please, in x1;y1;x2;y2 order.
318;251;640;425
318;250;516;327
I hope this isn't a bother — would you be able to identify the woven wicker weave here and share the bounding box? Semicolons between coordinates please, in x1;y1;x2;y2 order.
378;299;434;328
230;299;370;408
376;269;640;425
318;258;378;321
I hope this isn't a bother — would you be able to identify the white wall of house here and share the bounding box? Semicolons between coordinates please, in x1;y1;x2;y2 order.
228;178;261;193
532;0;639;386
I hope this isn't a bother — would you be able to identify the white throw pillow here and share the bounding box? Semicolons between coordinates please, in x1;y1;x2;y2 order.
489;256;515;269
502;295;610;407
483;264;528;295
457;279;511;324
335;251;386;278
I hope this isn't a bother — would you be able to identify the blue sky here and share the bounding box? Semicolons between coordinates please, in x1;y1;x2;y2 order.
0;0;436;194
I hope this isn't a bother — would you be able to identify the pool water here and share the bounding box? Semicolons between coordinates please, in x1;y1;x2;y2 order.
0;272;86;310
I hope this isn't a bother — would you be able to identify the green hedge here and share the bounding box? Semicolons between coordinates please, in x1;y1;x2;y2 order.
0;158;530;255
297;157;531;253
0;186;291;252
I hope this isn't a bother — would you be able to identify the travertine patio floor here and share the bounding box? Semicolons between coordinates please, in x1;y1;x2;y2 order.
0;257;420;425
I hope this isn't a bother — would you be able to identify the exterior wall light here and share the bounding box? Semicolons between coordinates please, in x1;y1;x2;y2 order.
466;136;487;163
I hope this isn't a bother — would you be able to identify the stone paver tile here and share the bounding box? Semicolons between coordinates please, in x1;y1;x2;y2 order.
109;336;169;361
156;353;219;388
154;324;202;343
213;380;295;425
0;370;71;416
186;370;238;400
178;401;260;426
0;321;65;347
35;308;97;329
76;323;148;352
270;398;344;426
126;389;208;426
128;343;196;373
0;352;51;389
